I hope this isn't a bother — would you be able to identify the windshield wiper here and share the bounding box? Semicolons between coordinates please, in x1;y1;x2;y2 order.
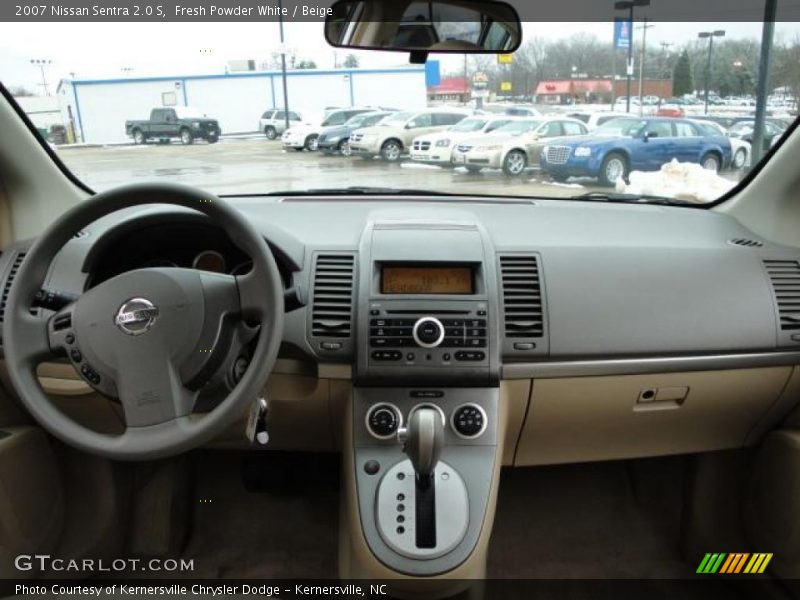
571;191;698;206
270;186;459;196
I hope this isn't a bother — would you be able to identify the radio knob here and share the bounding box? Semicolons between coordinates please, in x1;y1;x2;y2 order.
413;317;444;348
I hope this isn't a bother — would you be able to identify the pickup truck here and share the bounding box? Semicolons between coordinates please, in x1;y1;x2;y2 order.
125;107;221;145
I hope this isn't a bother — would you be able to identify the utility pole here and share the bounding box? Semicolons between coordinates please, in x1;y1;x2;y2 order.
30;59;52;96
636;19;654;115
278;0;290;131
752;0;777;164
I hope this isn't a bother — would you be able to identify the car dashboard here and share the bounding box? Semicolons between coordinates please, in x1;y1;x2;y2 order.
2;195;800;466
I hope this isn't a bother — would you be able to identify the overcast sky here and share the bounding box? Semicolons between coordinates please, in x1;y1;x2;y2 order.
1;21;799;92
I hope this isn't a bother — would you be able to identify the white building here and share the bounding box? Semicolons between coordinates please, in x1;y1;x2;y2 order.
14;96;63;130
56;66;427;144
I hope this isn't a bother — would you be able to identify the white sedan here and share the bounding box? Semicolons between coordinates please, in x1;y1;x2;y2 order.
409;116;520;165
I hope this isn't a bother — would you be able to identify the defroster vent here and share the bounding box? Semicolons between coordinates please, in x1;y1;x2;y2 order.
311;254;355;338
764;259;800;331
499;255;544;339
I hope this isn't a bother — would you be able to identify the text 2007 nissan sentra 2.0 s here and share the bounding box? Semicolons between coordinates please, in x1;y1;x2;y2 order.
539;117;733;186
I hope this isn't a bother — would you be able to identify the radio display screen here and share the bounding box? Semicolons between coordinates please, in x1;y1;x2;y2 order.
381;265;474;295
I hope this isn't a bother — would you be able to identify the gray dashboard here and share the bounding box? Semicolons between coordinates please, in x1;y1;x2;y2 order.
2;196;800;374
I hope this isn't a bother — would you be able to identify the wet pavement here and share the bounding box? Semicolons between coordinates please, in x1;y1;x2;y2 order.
55;136;744;200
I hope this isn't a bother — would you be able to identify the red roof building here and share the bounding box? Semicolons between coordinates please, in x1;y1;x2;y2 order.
428;76;470;102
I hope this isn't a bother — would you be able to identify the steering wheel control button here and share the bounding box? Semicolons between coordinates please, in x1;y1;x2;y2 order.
79;364;101;385
452;404;488;439
413;317;445;348
366;403;402;439
364;460;380;475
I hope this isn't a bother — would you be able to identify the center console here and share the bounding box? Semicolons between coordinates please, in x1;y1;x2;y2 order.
343;217;503;580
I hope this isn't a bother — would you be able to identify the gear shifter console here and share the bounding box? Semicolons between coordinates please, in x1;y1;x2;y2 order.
402;407;444;480
353;388;498;575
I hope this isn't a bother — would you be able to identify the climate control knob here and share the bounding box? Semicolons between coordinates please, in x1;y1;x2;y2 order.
366;403;402;439
451;404;488;439
413;317;445;348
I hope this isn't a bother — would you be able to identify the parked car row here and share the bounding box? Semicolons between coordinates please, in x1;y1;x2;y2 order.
260;105;781;187
539;117;734;186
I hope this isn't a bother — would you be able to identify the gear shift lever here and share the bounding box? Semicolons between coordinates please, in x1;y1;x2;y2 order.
402;407;444;483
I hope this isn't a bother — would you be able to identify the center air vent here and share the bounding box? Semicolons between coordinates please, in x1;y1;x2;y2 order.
764;259;800;331
499;254;544;339
729;237;764;248
311;254;355;338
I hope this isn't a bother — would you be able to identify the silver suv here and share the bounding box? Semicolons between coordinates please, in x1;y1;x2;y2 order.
259;109;302;140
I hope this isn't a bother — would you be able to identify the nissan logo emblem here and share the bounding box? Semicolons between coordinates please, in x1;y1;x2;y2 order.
114;298;159;335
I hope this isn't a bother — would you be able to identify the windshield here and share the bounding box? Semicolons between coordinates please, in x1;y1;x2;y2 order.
594;119;647;137
3;16;798;205
173;107;207;119
450;118;489;132
729;122;755;134
492;120;541;135
379;111;416;127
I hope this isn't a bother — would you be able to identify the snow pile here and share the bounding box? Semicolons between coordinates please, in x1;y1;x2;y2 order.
400;162;442;170
615;159;736;203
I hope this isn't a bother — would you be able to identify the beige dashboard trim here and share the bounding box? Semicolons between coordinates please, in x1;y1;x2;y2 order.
502;351;800;379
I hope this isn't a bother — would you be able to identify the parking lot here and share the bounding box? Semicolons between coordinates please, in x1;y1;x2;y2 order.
56;136;745;200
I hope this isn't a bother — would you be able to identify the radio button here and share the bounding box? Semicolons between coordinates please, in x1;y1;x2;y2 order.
454;351;485;361
371;350;402;361
441;319;465;327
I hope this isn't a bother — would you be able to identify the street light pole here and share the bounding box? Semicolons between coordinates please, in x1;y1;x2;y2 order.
278;0;290;132
636;19;654;116
698;30;725;115
625;4;634;112
614;0;650;114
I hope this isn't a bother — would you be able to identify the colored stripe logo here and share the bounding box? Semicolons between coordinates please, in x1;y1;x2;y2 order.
697;553;773;574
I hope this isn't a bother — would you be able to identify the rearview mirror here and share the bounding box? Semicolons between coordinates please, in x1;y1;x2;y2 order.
325;0;522;54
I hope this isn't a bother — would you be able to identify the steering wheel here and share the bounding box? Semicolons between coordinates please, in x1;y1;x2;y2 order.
3;183;283;460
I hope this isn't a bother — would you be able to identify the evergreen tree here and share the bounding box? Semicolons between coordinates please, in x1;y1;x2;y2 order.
673;50;693;96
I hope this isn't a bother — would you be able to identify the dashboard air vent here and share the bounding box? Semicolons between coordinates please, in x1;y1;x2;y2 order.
499;255;543;338
729;237;764;248
0;251;27;340
311;254;355;338
764;259;800;330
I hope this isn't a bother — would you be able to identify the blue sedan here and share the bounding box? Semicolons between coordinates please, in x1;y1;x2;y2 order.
539;117;733;186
